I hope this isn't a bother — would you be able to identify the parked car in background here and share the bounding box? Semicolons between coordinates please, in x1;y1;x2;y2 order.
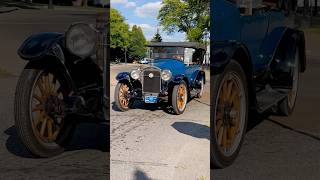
211;0;306;168
114;42;206;115
139;58;150;64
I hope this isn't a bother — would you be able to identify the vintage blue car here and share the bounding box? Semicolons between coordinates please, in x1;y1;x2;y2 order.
211;0;306;168
114;42;206;115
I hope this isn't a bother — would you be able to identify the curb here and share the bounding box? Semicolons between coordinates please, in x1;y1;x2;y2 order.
0;7;18;14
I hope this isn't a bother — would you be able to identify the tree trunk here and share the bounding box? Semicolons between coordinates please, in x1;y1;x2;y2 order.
315;0;318;16
82;0;88;7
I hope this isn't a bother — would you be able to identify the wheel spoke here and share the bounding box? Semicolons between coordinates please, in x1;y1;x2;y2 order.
52;127;60;140
226;81;233;101
222;125;227;149
47;119;53;140
218;126;224;146
216;120;223;133
38;78;46;97
33;94;43;103
222;81;228;102
40;117;47;137
32;104;43;112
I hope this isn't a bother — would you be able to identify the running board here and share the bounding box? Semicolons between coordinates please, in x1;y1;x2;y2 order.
256;88;287;113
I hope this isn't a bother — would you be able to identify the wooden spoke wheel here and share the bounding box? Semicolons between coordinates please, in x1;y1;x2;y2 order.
114;82;132;111
177;84;187;110
211;60;248;168
15;69;74;157
172;81;188;115
30;72;65;143
278;50;300;116
215;73;245;156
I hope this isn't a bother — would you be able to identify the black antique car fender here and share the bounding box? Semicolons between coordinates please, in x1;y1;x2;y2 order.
17;32;76;89
14;24;105;158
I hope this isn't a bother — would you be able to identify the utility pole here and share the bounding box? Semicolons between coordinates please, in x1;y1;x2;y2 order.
315;0;318;16
48;0;54;9
124;47;127;64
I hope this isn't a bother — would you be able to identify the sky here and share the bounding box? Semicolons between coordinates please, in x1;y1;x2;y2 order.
111;0;186;42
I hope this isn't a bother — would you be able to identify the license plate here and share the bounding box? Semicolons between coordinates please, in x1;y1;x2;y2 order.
144;96;158;103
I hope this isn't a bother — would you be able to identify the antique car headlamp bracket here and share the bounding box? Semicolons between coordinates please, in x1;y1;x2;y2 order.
161;70;172;81
130;69;141;80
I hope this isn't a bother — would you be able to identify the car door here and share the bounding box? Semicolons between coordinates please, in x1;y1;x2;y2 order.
239;0;270;73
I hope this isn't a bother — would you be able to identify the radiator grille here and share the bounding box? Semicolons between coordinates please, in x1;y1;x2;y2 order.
142;68;161;93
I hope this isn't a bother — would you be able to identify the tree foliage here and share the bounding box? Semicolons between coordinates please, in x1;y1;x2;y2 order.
110;8;147;62
110;8;130;49
128;25;147;60
151;29;163;42
158;0;210;42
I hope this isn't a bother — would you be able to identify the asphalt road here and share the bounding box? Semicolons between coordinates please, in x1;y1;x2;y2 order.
0;8;108;179
211;30;320;179
110;64;211;180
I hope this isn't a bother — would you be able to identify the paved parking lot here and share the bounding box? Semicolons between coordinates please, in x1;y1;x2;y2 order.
211;30;320;180
110;64;210;180
0;8;107;179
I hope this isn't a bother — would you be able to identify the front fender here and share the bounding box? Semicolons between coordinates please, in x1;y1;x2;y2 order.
171;74;185;84
116;72;131;82
192;70;206;86
18;32;65;61
212;42;249;75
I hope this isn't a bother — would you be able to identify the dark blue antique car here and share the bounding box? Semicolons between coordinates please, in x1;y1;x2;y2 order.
211;0;306;168
114;42;206;115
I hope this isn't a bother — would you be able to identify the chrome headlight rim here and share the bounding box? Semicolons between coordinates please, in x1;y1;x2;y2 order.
161;69;172;81
130;69;141;80
65;23;97;59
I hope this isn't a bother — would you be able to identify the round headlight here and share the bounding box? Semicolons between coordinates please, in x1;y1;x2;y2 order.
130;69;141;80
161;70;172;81
66;23;97;58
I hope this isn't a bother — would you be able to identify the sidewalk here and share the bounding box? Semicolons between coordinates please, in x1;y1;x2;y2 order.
0;7;18;14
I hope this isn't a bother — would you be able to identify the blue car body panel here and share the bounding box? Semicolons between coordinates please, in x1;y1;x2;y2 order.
152;59;202;87
212;0;295;74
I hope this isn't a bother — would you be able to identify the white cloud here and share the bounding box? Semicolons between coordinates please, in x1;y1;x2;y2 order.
129;23;157;39
111;0;136;8
134;1;163;18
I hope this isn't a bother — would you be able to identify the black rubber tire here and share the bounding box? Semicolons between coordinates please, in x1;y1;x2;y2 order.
114;82;133;112
278;52;300;116
171;81;188;115
211;60;249;168
14;69;74;157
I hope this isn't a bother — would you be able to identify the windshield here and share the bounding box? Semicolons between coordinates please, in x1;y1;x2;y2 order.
150;47;185;61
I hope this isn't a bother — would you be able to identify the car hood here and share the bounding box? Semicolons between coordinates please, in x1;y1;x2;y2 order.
150;59;185;76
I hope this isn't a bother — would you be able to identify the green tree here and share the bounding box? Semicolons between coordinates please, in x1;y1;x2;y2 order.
110;8;130;49
128;25;147;60
151;28;163;42
158;0;210;42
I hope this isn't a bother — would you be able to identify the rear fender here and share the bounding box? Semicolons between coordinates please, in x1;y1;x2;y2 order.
269;29;305;88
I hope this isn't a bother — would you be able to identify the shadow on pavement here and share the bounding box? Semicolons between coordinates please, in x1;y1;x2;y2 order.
172;121;210;140
112;101;171;113
133;169;152;180
4;122;108;158
247;111;320;141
